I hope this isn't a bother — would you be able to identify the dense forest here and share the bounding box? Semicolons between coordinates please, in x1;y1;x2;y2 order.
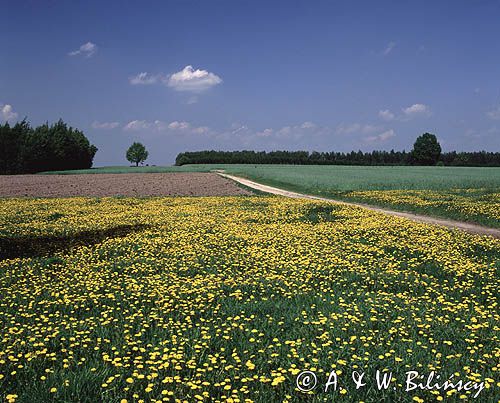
176;149;500;166
0;119;98;174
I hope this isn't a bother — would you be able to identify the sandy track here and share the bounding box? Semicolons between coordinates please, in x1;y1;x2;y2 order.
0;173;252;198
217;172;500;239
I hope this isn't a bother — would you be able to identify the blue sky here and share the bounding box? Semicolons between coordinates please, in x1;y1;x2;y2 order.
1;1;500;165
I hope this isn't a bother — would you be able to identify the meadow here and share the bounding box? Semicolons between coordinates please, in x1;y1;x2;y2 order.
220;165;500;228
0;196;499;402
41;165;500;227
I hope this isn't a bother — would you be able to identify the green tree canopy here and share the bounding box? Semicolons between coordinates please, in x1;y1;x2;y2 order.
126;142;149;166
0;119;97;174
410;133;442;165
174;149;500;166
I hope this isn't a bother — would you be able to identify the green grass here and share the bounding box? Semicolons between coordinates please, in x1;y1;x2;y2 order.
216;164;500;191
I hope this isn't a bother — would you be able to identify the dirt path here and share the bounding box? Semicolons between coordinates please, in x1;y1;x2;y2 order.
216;172;500;239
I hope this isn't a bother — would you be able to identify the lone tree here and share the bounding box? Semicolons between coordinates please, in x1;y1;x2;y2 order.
126;142;148;166
410;133;441;165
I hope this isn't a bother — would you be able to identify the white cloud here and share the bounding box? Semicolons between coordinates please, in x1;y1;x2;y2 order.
1;104;18;122
152;120;168;131
402;103;431;118
123;120;151;131
191;126;209;134
122;119;327;143
166;120;209;134
300;121;317;129
127;66;221;101
129;72;163;85
487;105;500;120
377;104;431;121
167;65;222;93
382;42;396;56
277;126;292;136
256;128;274;137
378;109;395;121
378;129;395;140
336;123;380;135
214;121;331;146
229;121;326;142
275;122;326;139
365;129;395;143
362;125;382;134
230;125;249;135
92;121;119;129
168;121;191;130
68;42;97;57
124;119;210;135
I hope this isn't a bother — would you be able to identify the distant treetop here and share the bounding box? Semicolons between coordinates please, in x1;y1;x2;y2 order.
175;137;499;167
410;133;442;165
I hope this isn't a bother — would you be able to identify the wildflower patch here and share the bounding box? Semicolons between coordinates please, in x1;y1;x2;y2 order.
0;196;498;402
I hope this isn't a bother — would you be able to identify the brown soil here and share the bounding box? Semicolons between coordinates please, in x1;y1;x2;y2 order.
0;173;252;198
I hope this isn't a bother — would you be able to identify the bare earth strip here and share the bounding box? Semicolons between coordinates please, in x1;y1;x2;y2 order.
0;173;251;197
217;172;500;239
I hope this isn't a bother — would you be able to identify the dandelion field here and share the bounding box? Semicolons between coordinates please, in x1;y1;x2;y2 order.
0;197;499;402
332;189;500;228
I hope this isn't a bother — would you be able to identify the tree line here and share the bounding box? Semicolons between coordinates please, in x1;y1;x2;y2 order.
176;149;500;166
176;133;500;167
0;119;98;174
